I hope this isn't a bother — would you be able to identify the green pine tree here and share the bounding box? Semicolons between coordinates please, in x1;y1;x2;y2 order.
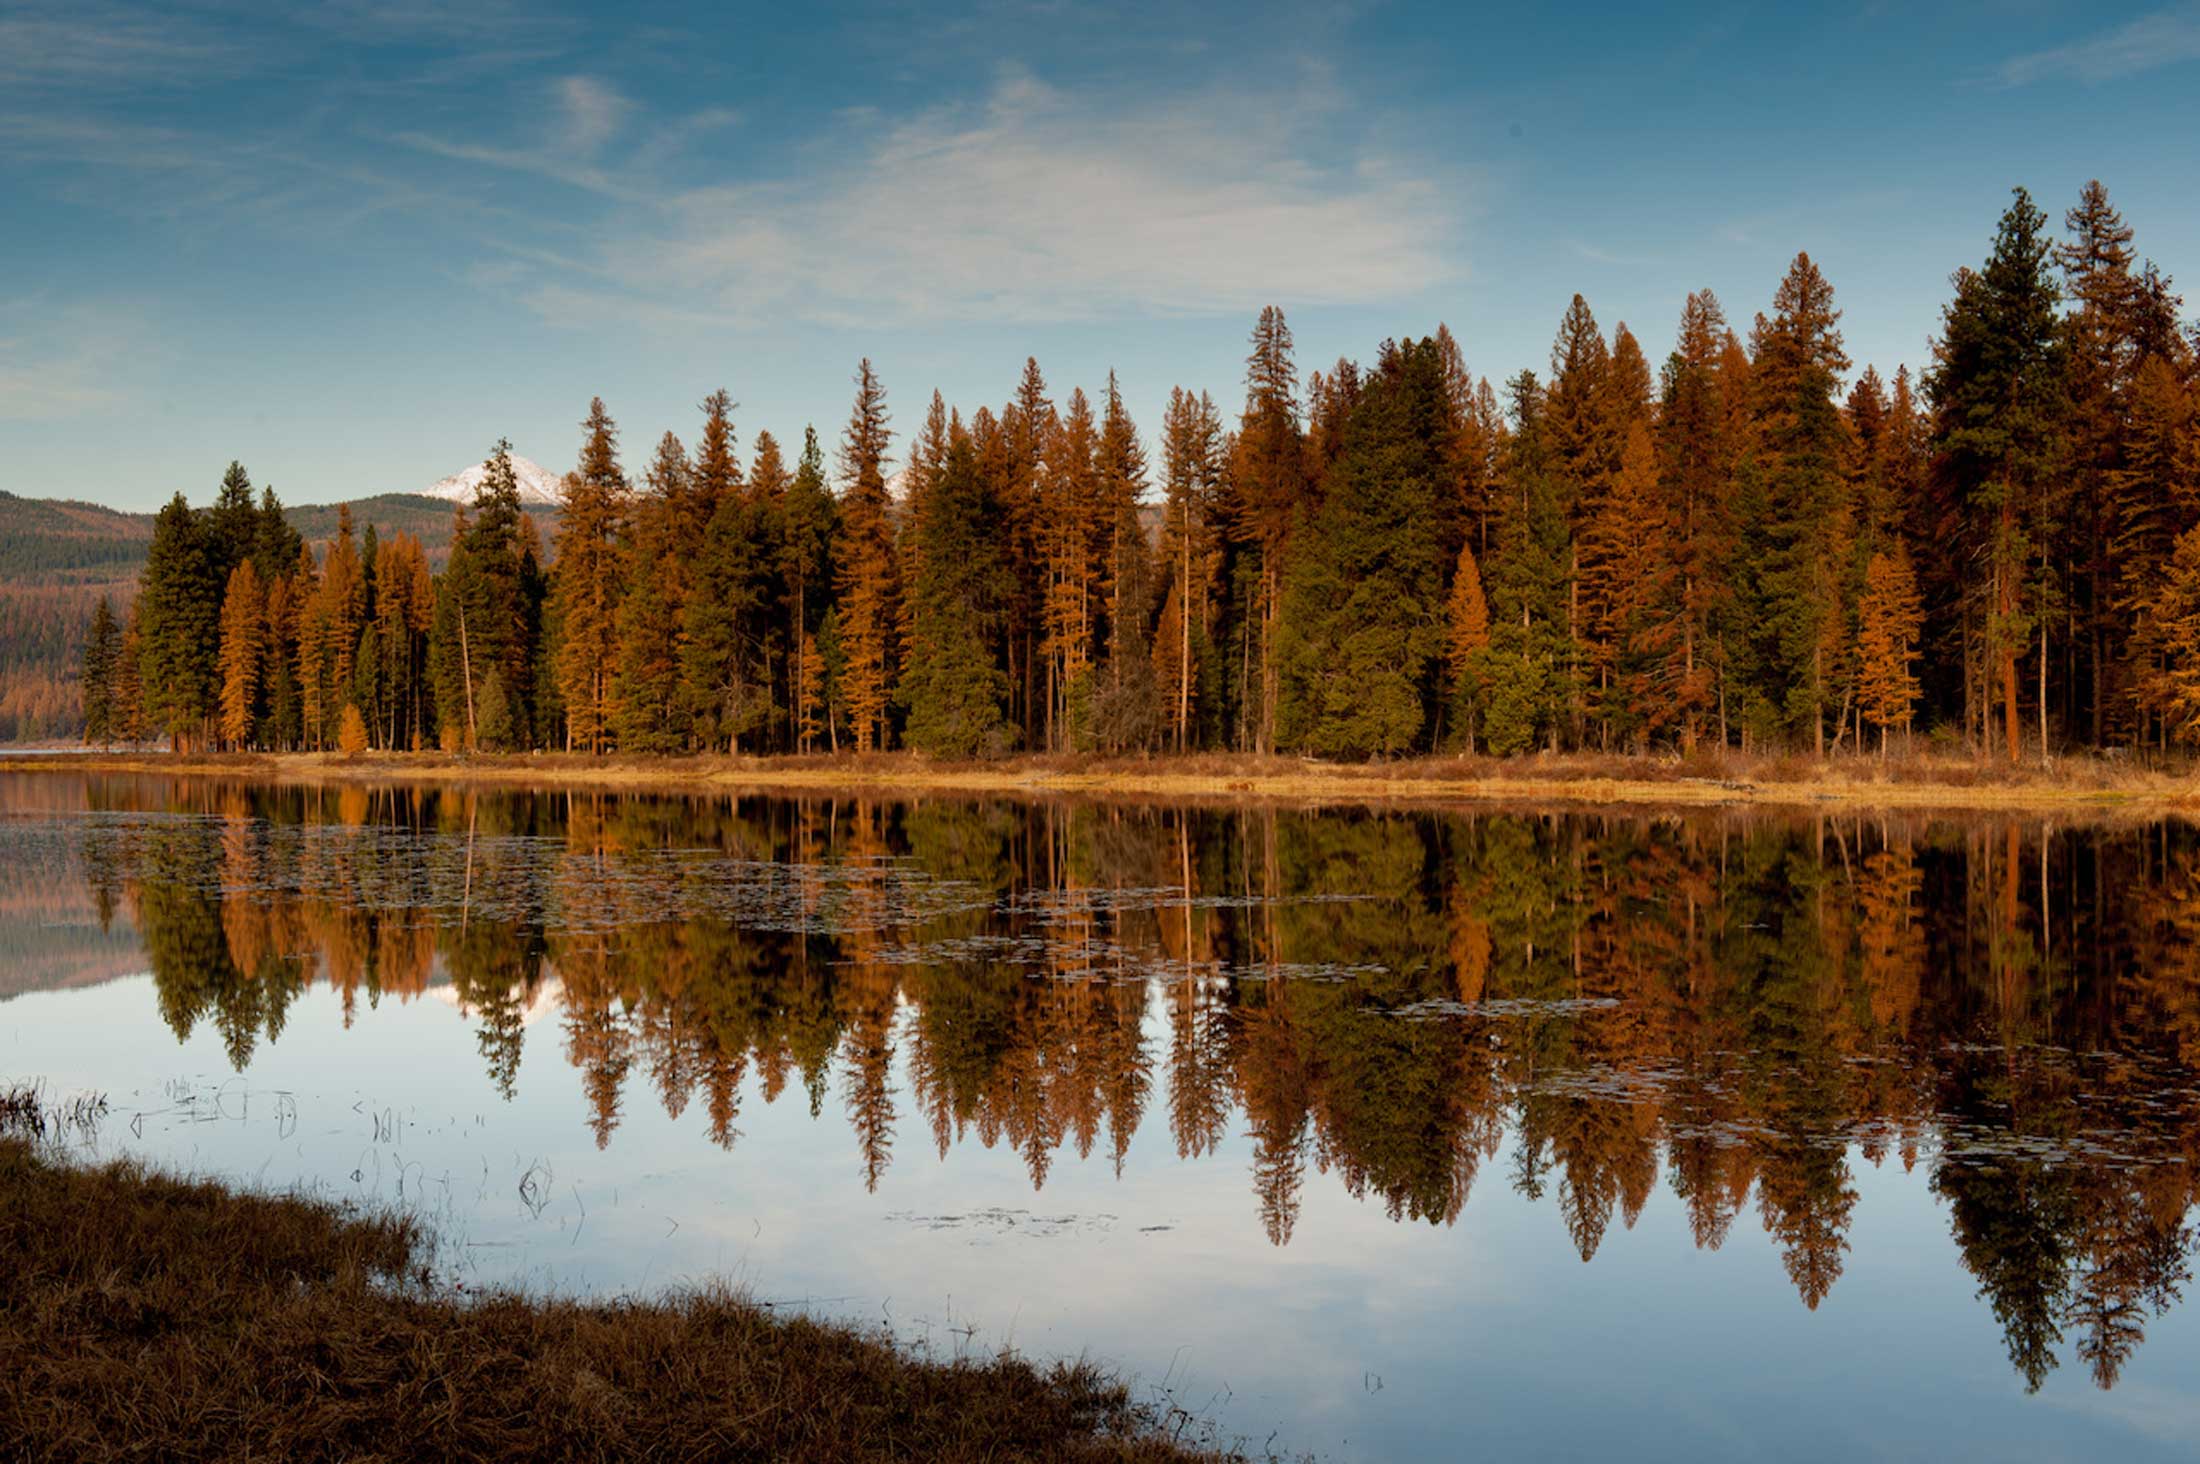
1276;336;1457;757
138;493;221;749
902;417;1012;756
80;596;121;747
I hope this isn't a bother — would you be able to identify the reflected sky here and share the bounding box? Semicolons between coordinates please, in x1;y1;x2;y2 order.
4;773;2199;1462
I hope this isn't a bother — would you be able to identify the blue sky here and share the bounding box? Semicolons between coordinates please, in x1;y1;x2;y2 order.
3;0;2197;510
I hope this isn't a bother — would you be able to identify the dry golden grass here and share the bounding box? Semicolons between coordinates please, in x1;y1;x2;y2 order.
0;1089;1253;1463
11;744;2200;815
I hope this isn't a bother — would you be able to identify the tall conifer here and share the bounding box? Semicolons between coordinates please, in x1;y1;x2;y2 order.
553;397;630;753
833;360;897;752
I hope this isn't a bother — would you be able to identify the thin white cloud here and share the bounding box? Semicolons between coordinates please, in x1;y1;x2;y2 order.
554;76;632;157
1996;4;2200;85
297;0;556;45
391;129;650;204
555;68;1462;328
0;1;248;88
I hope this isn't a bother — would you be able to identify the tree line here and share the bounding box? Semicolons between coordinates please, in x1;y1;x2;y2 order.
84;181;2198;762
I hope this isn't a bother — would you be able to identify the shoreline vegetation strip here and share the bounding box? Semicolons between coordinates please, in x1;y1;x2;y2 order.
0;749;2187;815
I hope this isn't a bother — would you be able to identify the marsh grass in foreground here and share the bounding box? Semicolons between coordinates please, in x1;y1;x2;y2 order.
0;1088;1255;1463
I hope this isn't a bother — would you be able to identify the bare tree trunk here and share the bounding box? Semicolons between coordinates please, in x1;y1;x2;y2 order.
458;603;477;749
1179;536;1192;753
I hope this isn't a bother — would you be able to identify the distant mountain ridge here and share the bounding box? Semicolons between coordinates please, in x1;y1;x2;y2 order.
0;460;566;741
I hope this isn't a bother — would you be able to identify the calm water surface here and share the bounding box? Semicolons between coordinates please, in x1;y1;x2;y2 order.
5;772;2199;1461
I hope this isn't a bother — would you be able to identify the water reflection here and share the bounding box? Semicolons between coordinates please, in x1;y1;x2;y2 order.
9;774;2200;1396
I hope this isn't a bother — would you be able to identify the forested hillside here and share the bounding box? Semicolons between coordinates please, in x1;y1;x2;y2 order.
69;183;2200;764
0;492;555;741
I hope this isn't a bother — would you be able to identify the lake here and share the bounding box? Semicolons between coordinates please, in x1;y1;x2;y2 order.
4;771;2198;1461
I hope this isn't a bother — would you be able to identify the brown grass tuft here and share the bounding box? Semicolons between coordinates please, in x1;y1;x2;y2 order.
0;1128;1256;1462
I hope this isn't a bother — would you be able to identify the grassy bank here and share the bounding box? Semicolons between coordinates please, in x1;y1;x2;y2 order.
0;1086;1251;1463
6;745;2199;814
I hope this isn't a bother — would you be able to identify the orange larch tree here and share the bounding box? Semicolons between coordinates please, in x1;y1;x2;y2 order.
1856;542;1925;753
217;560;264;749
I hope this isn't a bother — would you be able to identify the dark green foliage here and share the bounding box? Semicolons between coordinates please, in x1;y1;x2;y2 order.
79;597;121;746
251;487;302;586
429;442;541;748
901;425;1013;757
1478;372;1575;754
614;432;694;753
1276;337;1456;757
209;461;258;581
1720;254;1854;750
680;492;777;752
137;494;221;746
474;665;514;751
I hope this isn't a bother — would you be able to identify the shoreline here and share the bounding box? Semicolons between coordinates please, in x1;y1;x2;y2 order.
1;1084;1252;1463
3;747;2195;815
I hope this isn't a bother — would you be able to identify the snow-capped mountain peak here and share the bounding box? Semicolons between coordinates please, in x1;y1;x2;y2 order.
422;453;566;508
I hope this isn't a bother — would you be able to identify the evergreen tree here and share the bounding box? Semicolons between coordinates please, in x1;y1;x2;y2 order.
1581;420;1674;747
1231;307;1307;752
112;604;146;744
898;392;951;675
783;426;838;752
1654;290;1738;748
1276;336;1453;757
1929;190;2066;761
680;477;777;752
902;418;1012;756
1481;372;1575;754
552;396;629;752
369;532;433;751
1738;253;1852;753
251;486;301;587
430;441;540;749
138;493;220;749
209;460;258;581
350;620;382;748
1001;358;1055;744
1095;374;1160;751
833;360;898;751
615;432;693;752
746;427;793;746
691;389;742;544
474;665;514;751
1041;387;1103;749
1156;387;1223;751
80;596;121;747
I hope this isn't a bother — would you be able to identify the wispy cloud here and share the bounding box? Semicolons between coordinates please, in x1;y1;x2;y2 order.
553;76;632;157
0;1;249;88
531;66;1463;329
391;129;651;204
387;77;661;204
1996;3;2200;85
